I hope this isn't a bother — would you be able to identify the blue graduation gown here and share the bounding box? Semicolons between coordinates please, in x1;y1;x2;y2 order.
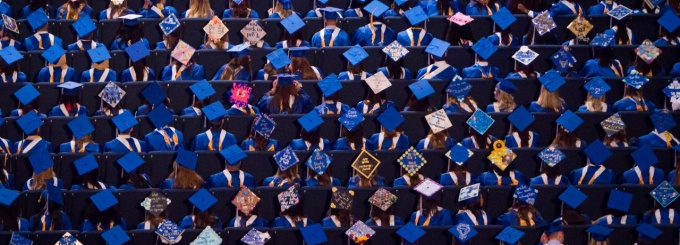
332;138;375;151
419;0;441;16
121;67;156;82
0;71;28;83
643;209;680;224
368;133;410;150
668;170;678;183
310;27;351;47
505;71;540;78
454;211;489;225
415;137;457;150
486;33;519;47
461;63;500;79
485;103;515;112
204;170;255;189
262;176;303;188
376;67;412;79
549;1;583;17
288;139;332;151
626;66;665;77
612;97;655;112
23;178;63;191
66;40;104;51
144;128;185;151
178;215;222;229
344;8;363;18
594;214;638;225
55;6;93;19
314;102;351;115
227;215;267;228
383;9;402;17
577;103;613;112
636;132;676;148
191;130;237;151
19;6;53;19
0;39;25;51
621;167;665;184
180;107;200;116
503;132;540;148
478;170;526;186
568;166;614;184
257;93;312;114
416;62;458;81
48;104;89;117
355;100;395;114
409;208;454;226
267;11;301;19
58;142;100;153
351;23;397;46
321;217;341;227
460;136;498;149
529;101;567;113
653;37;680;46
586;2;614;15
13;138;53;154
212;65;251;81
80;69;117;83
305;177;342;187
439;172;476;186
138;5;179;18
338;71;371;81
396;28;434;47
271;216;315;228
103;137;147;153
497;210;546;226
579;59;624;78
222;9;259;18
110;38;150;51
225;105;260;115
160;178;176;189
604;28;636;45
98;8;135;20
1;169;14;189
393;174;424;187
465;2;498;15
365;215;405;226
529;174;570;186
81;218;127;231
155;41;168;50
24;32;63;51
274;40;311;49
162;64;206;81
347;175;386;188
241;139;278;151
135;104;152;117
37;66;79;83
29;212;73;231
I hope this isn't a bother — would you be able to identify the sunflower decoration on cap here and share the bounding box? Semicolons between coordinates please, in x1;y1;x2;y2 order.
487;140;516;171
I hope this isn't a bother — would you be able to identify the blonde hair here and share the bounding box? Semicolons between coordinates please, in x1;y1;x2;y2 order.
31;167;57;190
59;0;87;20
585;93;605;112
204;33;229;50
186;0;213;18
272;3;294;18
537;86;564;111
168;163;203;189
107;0;128;18
496;90;516;112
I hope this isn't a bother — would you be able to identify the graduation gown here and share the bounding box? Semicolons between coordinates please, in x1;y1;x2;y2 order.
305;177;342;187
332;138;375;151
416;61;458;81
568;164;614;184
485;103;516;113
257;92;312;114
409;208;454;226
416;136;457;150
460;136;498;149
104;136;147;153
454;210;489;226
322;216;347;227
636;131;679;148
393;174;424;187
396;28;434;47
310;26;351;47
55;6;93;19
314;102;351;115
461;63;500;79
271;216;314;228
347;175;386;188
262;177;303;188
228;215;267;228
204;170;255;189
529;174;570;186
98;8;134;20
439;172;475;186
365;215;405;226
643;209;680;224
121;67;156;82
138;5;179;18
191;130;237;151
0;39;25;51
80;68;117;83
144;127;185;151
222;9;259;18
668;170;679;183
59;141;99;153
486;33;520;47
48;104;89;117
376;66;412;79
10;110;46;118
587;1;617;15
504;132;539;148
621;166;665;184
110;38;151;50
178;215;222;229
654;37;680;46
225;105;260;115
13;137;53;154
0;71;28;83
351;22;397;46
612;97;655;112
355;100;395;114
23;32;63;51
1;169;14;190
37;66;79;83
29;212;73;231
579;59;624;78
66;40;104;51
80;218;127;232
549;1;583;17
241;139;278;151
443;103;477;114
343;8;363;17
212;65;251;81
274;40;311;49
465;2;499;15
529;101;567;113
23;177;63;191
267;11;301;19
162;64;206;81
368;133;410;150
478;170;526;186
180;106;201;116
288;139;332;151
497;209;546;226
594;214;637;225
577;102;613;112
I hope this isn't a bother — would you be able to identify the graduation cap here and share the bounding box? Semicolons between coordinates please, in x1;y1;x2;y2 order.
240;229;271;245
467;109;494;134
241;20;266;43
632;144;659;169
556;110;583;133
101;225;130;245
539;70;565;92
17;110;43;135
119;14;143;26
584;77;610;99
352;149;381;179
274;146;299;171
551;46;577;73
623;72;649;90
458;183;480;202
41;45;66;64
338;108;364;131
1;14;19;34
90;189;118;211
398;147;427;176
232;186;260;214
608;5;632;20
141;82;168;106
590;33;614;47
191;226;222;245
14;84;40;105
171;40;196;65
343;45;369;66
56;232;81;245
532;11;556;36
447;75;472;101
112;110;138;133
449;12;474;26
508;106;534;132
277;184;300;212
0;188;19;206
496;78;518;94
266;48;291;70
300;224;327;245
277;73;296;86
363;0;389;18
425;109;452;134
538;146;565;167
26;10;48;31
117;152;144;174
45;183;63;206
368;188;397;211
409;79;434;100
512;46;539;66
289;46;310;58
346;221;375;244
425;38;450;59
404;6;428;26
600;113;625;138
189;188;218;212
0;46;23;65
446;143;473;165
413;178;443;197
155;220;184;244
298;110;324;132
278;0;293;10
382;40;409;61
221;145;247;166
559;185;587;209
229;83;253;108
176;148;198;171
364;72;392;94
397;222;425;243
567;15;593;38
330;187;354;210
658;10;680;32
9;232;32;245
318;74;342;97
376;106;404;132
203;16;229;40
488;141;516;169
635;39;662;64
450;222;478;243
201;101;227;122
74;153;98;176
584;139;611;165
190;80;216;101
663;80;680;103
141;191;171;217
513;184;538;205
394;0;408;6
650;181;679;208
491;7;516;30
637;223;663;242
607;189;632;212
29;148;52;174
281;14;305;34
72;17;96;38
57;81;83;96
496;226;524;245
159;13;180;36
306;149;332;175
588;225;614;242
651;110;676;132
147;105;174;129
320;7;343;20
471;37;497;60
99;82;126;108
253;114;276;139
228;43;250;58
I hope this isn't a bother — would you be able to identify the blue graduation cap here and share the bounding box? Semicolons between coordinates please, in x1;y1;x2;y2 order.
266;48;291;70
394;0;408;6
17;110;43;135
68;113;94;140
101;225;130;245
632;145;658;169
228;43;250;58
543;218;564;236
14;84;40;105
584;77;610;99
120;14;143;26
551;47;577;73
74;154;99;176
608;5;632;20
300;224;327;245
306;149;332;174
650;110;676;132
117;152;145;173
607;189;632;212
376;106;404;132
458;183;480;202
274;146;299;171
447;143;472;165
559;185;587;209
90;189;118;211
539;70;565;92
449;222;478;243
623;73;649;90
338;108;364;131
281;14;305;34
514;184;538;205
9;232;32;245
396;222;425;243
176;148;198;170
298;110;324;132
650;181;679;208
556;110;583;132
41;45;66;64
496;226;524;245
278;0;293;10
467;109;494;134
201;101;227;122
409;79;435;100
0;188;19;206
141;82;168;106
363;1;389;18
46;183;63;206
471;37;497;60
0;46;23;65
289;47;309;58
583;139;611;165
507;106;534;132
277;74;297;86
147;105;174;129
425;38;450;59
189;188;217;212
343;45;369;65
126;40;150;63
253;115;276;138
156;220;184;244
663;80;680;103
190;80;215;101
404;6;428;26
591;33;614;47
637;223;663;242
72;17;96;38
587;225;614;242
26;10;48;31
112;110;138;133
658;10;680;32
318;73;342;97
496;78;517;94
447;76;471;101
159;13;180;36
221;144;247;166
538;147;565;167
320;7;343;20
57;81;83;96
491;7;516;30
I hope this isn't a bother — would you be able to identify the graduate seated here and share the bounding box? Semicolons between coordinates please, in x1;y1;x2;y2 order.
612;74;655;112
552;112;587;149
409;186;453;226
0;27;25;52
568;140;614;184
71;155;110;190
355;79;395;114
143;105;184;151
334;110;375;150
601;115;629;147
642;182;680;224
586;0;619;15
138;0;178;18
462;54;500;79
272;185;316;227
154;24;180;50
268;0;300;18
393;148;427;187
192;105;238;152
160;149;203;189
486;9;519;47
162;41;206;81
505;106;540;148
225;84;260;115
549;46;580;77
486;78;518;112
36;45;78;83
506;49;541;78
117;152;153;190
0;47;28;83
311;7;350;47
455;184;489;225
288;111;332;151
595;189;638;225
24;10;62;51
369;107;410;150
314;75;351;115
81;46;118;82
111;14;150;50
466;0;500;15
99;0;134;20
397;6;434;47
339;45;372;81
181;81;212;117
104;111;147;153
636;224;665;244
263;148;304;187
351;1;396;46
403;93;438;112
478;143;526;186
223;0;258;18
376;41;412;79
558;186;591;224
621;145;666;184
178;189;222;229
627;41;665;77
443;93;478;114
29;185;73;231
348;150;386;188
0;188;29;231
13;111;52;154
257;74;313;114
365;188;404;226
579;43;625;78
204;145;255;188
95;83;131;117
578;77;612;112
242;20;271;48
605;18;636;45
180;0;215;18
48;82;89;117
497;185;546;226
228;186;267;228
200;17;232;50
275;14;310;48
23;150;62;191
416;38;458;80
439;144;476;186
654;20;680;46
120;41;156;82
19;0;52;19
530;71;568;113
417;129;457;150
80;192;127;231
530;147;570;186
322;188;356;227
540;219;565;245
305;149;342;187
241;116;279;151
213;44;250;81
289;47;322;79
636;111;679;148
56;0;92;19
549;0;583;17
136;196;168;230
461;110;497;149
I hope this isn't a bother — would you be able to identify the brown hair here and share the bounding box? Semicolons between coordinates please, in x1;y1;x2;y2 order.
291;57;318;80
267;83;299;114
230;0;251;17
30;167;57;190
551;127;580;148
186;0;213;18
603;129;628;146
59;0;88;19
169;163;203;189
427;130;448;149
309;171;332;186
107;0;128;19
220;57;250;80
272;3;294;18
495;89;516;112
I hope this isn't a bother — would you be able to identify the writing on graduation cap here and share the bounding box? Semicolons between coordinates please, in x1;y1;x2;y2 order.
514;185;538;205
242;21;265;42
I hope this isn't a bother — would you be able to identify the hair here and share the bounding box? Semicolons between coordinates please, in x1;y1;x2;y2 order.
164;27;181;50
309;170;332;186
511;199;539;226
131;58;149;81
186;0;213;18
474;0;497;13
405;94;433;112
562;207;587;225
282;26;305;47
168;163;203;189
515;63;538;77
448;160;469;186
659;27;680;44
448;96;477;113
191;209;217;229
369;205;394;226
446;23;476;46
116;24;144;48
83;204;124;229
596;47;614;68
107;0;128;19
497;26;513;46
341;124;365;150
468;128;492;149
281;198;306;223
613;20;631;45
406;172;423;186
551;126;581;147
585;93;605;112
347;63;365;76
510;126;532;148
328;209;354;227
220;57;250;80
363;90;387;110
247;119;271;151
30;167;57;190
272;2;294;18
537;86;564;112
383;57;404;79
622;85;650;111
419;192;442;217
426;130;448;149
268;83;299;114
204;33;230;50
462;195;485;218
33;196;65;231
494;87;516;112
275;165;300;184
0;58;21;78
59;0;88;19
291;57;318;80
632;56;663;76
539;161;561;179
143;210;166;230
230;0;251;18
300;128;321;146
603;129;628;147
77;171;103;190
645;201;664;222
357;174;379;187
123;169;152;189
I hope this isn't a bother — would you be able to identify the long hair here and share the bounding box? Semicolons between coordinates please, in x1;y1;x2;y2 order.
300;128;321;146
84;204;124;228
143;210;166;230
168;163;203;189
0;59;21;78
78;171;103;190
613;20;630;45
30;167;57;190
426;130;448;149
446;23;476;46
341;124;365;150
59;0;88;19
33;197;64;231
585;93;605;112
247;118;270;150
267;83;299;114
420;193;442;216
469;128;492;149
116;24;144;47
309;171;332;186
291;57;318;80
192;209;217;229
462;195;485;218
204;33;230;50
495;88;516;112
407;172;423;186
603;129;628;146
510;126;532;147
537;86;564;111
123;170;152;189
230;0;251;18
131;58;149;81
539;162;561;178
383;57;404;79
186;0;213;18
474;0;497;13
364;90;387;109
596;47;614;67
405;94;433;112
281;198;306;222
674;157;680;185
369;205;393;225
107;0;128;19
552;126;580;147
632;56;663;76
448;96;478;113
328;209;354;227
347;63;365;76
358;174;378;187
512;200;539;226
282;27;305;47
164;27;181;50
272;2;294;18
220;57;250;80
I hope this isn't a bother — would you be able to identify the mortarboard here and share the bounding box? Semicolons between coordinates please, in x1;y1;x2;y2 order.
156;220;184;244
425;38;450;59
364;72;392;94
497;78;518;94
404;6;428;26
241;229;271;245
394;0;408;6
539;70;565;92
189;188;217;212
507;106;534;132
608;5;632;20
99;82;126;108
253;114;276;138
191;226;222;245
623;73;649;90
471;37;497;60
449;12;474;26
2;14;19;34
584;77;610;99
608;189;633;212
538;146;566;167
467;109;494;134
228;43;250;58
346;221;375;244
298;110;324;132
72;16;96;38
556;110;583;133
382;40;409;61
14;84;40;105
9;232;32;245
141;82;168;106
0;188;19;206
584;139;611;165
425;109;452;134
17;110;43;135
190;79;216;101
301;224;327;245
551;46;577;73
221;145;247;166
450;222;478;243
266;48;291;70
397;222;425;243
201;101;227;123
320;7;343;20
0;46;23;65
330;187;354;210
176;148;198;170
29;148;52;175
232;186;260;214
635;39;662;64
46;183;63;206
171;40;196;65
305;149;332;174
203;16;229;40
119;14;142;26
26;10;48;31
650;181;679;208
409;79;435;100
281;14;305;34
56;232;81;245
278;0;293;10
512;46;539;66
363;1;389;18
352;149;381;178
112;110;138;133
398;147;427;176
277;184;300;212
229;83;253;108
159;13;180;36
57;81;83;96
663;79;680;103
632;144;658;168
277;73;296;86
446;143;473;165
496;226;524;245
368;188;397;211
651;110;676;132
544;218;564;235
41;45;65;64
567;15;593;38
532;11;556;36
637;223;663;242
458;183;480;202
376;106;404;132
318;73;342;97
559;185;587;209
658;10;680;32
338;108;364;131
289;46;309;58
74;153;98;176
101;225;130;245
343;45;369;65
147;105;174;129
491;7;516;30
514;184;538;205
591;33;614;47
601;113;625;137
447;75;472;101
117;152;144;173
413;178;443;197
587;225;614;242
141;191;171;217
274;146;299;171
90;189;118;211
241;20;266;43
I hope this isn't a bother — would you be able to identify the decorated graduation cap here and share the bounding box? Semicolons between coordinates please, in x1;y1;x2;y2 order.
376;106;404;132
352;149;380;179
467;109;494;134
425;109;452;134
364;72;392;94
471;37;497;60
228;43;250;58
2;14;19;34
190;226;222;245
450;222;478;243
539;70;565;92
650;181;679;207
635;39;662;64
538;146;566;168
0;46;22;65
446;143;473;166
637;223;663;242
514;184;538;205
584;139;612;165
368;188;397;211
203;16;229;41
404;6;428;26
141;191;171;217
508;106;534;132
458;183;481;202
663;79;680;104
155;220;184;244
551;46;577;73
9;232;32;245
241;229;271;245
306;149;333;175
590;33;614;47
253;114;276;138
632;144;659;169
101;225;130;245
343;45;369;65
409;79;434;100
559;185;587;209
338;108;364;131
382;40;409;61
413;178;443;198
29;148;53;175
266;48;291;70
447;75;472;101
141;82;168;106
449;12;474;26
532;11;556;36
147;105;174;129
584;77;610;99
274;146;299;171
41;45;66;64
229;83;253;108
607;189;633;212
176;148;198;171
491;7;516;30
189;188;218;212
241;20;266;44
26;10;48;31
567;15;593;39
623;72;649;90
512;46;539;66
277;73;297;86
277;184;300;212
74;153;99;176
346;221;375;244
556;110;583;133
171;40;196;65
650;110;676;132
298;110;324;132
318;73;342;97
320;7;343;20
221;145;247;166
658;10;680;33
90;189;118;211
398;147;427;176
232;186;260;215
72;17;96;38
601;113;625;137
117;151;145;174
488;140;516;171
281;14;305;34
300;224;327;245
99;82;126;108
56;232;81;245
112;110;138;133
608;5;632;20
15;83;40;106
330;187;354;210
0;187;19;206
397;222;425;244
190;79;216;101
588;225;614;242
120;14;143;26
17;110;43;135
496;226;524;245
159;13;180;36
363;0;389;18
425;38;449;59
